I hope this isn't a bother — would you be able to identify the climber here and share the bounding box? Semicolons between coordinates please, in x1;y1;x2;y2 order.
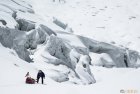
37;70;45;84
25;72;35;84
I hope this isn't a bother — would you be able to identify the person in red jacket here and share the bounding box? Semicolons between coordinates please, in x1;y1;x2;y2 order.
25;72;35;84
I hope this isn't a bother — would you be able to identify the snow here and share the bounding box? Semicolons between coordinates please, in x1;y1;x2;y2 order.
56;31;86;48
0;0;140;94
0;11;18;28
75;55;96;85
0;43;140;94
32;0;140;52
90;52;115;67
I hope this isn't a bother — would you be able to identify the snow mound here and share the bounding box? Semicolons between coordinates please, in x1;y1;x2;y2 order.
46;69;69;82
90;53;115;67
16;18;35;31
44;35;73;69
75;55;96;85
0;27;32;62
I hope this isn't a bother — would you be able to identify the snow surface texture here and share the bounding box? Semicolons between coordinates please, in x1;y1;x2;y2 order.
0;0;140;91
0;43;140;94
32;0;140;52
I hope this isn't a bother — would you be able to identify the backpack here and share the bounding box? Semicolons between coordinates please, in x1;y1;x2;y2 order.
26;77;35;84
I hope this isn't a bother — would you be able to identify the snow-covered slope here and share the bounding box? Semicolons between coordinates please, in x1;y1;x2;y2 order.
1;43;140;94
0;0;140;94
32;0;140;52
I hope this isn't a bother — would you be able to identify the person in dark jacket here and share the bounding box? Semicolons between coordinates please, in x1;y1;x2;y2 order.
37;70;45;84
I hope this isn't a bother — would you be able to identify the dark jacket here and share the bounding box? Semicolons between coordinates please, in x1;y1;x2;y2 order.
37;71;45;79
